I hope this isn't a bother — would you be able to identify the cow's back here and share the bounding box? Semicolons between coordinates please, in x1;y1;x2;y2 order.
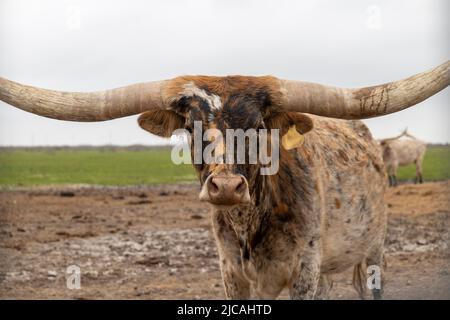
390;139;427;166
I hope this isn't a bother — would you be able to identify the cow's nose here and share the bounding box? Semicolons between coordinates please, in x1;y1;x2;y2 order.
199;174;251;205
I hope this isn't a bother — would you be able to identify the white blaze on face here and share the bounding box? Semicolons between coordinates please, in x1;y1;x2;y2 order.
181;82;222;120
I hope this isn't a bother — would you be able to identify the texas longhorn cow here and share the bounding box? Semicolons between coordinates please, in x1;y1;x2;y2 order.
0;61;449;299
380;130;427;186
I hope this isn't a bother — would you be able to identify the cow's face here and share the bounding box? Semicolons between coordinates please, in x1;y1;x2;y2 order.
139;76;313;207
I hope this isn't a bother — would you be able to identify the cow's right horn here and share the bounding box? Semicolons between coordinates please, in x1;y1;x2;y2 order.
0;77;167;122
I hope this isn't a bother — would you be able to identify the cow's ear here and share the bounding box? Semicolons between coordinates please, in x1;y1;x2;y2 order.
138;110;185;138
266;112;313;135
266;112;313;150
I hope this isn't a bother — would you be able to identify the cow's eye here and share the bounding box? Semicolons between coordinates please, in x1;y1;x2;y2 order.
256;124;265;131
255;120;265;130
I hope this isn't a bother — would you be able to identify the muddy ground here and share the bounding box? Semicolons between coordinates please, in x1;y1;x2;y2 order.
0;181;449;299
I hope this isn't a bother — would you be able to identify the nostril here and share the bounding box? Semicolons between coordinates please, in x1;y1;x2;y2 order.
209;178;219;194
235;178;246;194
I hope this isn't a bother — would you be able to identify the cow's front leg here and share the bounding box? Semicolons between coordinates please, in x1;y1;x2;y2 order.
289;249;321;300
220;259;251;299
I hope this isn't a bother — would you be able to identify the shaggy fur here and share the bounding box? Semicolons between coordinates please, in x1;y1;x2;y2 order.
138;76;387;299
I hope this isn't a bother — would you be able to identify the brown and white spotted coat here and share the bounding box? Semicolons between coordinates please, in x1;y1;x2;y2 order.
138;76;387;300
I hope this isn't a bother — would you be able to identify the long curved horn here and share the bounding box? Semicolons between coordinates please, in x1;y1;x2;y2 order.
280;61;450;119
379;130;407;143
0;78;166;121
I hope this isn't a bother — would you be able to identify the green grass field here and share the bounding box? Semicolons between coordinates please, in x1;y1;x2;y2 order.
0;146;448;186
396;147;450;182
0;148;196;186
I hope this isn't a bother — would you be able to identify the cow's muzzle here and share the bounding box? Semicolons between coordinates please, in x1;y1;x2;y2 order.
199;173;251;206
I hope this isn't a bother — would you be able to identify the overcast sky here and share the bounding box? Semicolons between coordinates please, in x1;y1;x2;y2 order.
0;0;449;146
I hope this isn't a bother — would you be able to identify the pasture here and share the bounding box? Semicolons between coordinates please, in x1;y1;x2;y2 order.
396;146;450;181
0;147;196;186
0;146;448;186
0;145;449;299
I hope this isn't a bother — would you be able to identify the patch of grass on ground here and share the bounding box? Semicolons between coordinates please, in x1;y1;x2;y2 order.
0;146;448;186
0;148;196;186
396;147;450;182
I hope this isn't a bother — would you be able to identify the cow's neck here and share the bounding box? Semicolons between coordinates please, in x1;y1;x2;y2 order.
221;151;314;258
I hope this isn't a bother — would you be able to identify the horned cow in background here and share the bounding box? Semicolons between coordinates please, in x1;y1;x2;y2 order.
0;61;449;299
380;130;427;186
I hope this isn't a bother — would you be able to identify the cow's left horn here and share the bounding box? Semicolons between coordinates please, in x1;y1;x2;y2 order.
280;61;450;119
0;78;167;121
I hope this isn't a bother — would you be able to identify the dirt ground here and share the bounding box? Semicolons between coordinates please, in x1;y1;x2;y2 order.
0;181;449;300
